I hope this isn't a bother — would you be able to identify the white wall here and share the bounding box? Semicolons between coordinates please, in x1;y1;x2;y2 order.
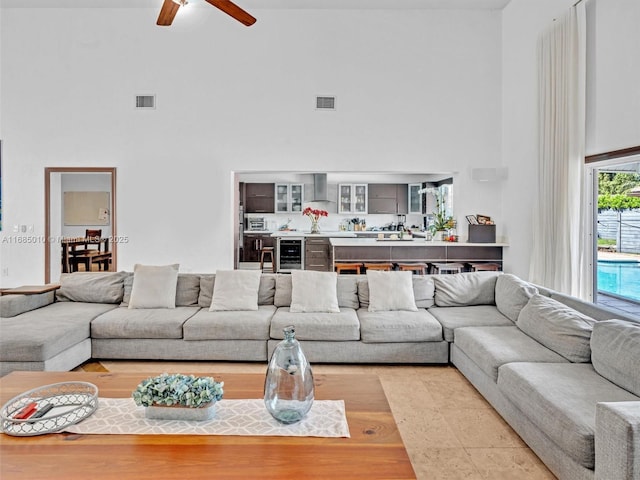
585;0;640;155
0;7;503;285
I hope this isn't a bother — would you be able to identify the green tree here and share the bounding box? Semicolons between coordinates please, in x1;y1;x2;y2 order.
598;172;640;195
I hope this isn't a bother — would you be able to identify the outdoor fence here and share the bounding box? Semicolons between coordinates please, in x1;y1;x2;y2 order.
597;210;640;254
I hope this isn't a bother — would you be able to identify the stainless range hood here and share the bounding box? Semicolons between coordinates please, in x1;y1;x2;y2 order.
311;173;330;202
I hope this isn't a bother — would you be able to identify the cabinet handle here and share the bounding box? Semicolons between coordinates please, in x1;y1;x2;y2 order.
309;250;324;253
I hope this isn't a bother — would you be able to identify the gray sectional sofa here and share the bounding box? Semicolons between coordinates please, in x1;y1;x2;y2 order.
1;269;639;480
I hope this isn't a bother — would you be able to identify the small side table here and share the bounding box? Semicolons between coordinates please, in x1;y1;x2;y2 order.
0;284;60;296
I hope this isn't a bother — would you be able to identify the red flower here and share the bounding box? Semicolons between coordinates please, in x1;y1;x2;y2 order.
302;207;329;221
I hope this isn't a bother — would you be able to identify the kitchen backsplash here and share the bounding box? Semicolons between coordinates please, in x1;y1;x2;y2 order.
250;213;426;232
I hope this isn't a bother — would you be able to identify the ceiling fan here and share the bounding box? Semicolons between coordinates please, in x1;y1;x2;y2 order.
157;0;256;27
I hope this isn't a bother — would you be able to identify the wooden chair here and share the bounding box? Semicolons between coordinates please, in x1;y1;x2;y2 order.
430;262;464;274
468;262;501;272
335;263;363;275
70;229;106;272
397;263;429;275
260;246;276;273
364;263;394;272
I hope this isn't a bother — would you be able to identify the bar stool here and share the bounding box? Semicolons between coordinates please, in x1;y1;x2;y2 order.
430;262;464;274
468;262;501;272
397;263;429;275
259;246;276;273
364;263;394;272
334;262;363;274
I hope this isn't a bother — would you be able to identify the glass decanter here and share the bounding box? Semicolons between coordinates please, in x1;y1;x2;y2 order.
264;326;314;424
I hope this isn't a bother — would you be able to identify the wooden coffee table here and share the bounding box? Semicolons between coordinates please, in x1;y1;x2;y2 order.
0;371;416;479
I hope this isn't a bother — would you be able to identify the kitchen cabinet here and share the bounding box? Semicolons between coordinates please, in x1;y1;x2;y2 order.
304;237;331;271
245;183;275;214
408;183;424;214
275;183;304;213
243;233;274;262
338;184;367;214
368;184;408;214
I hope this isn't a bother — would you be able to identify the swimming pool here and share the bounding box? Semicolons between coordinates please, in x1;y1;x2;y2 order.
597;260;640;302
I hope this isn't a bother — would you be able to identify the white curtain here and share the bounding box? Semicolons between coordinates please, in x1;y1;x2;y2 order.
530;3;590;299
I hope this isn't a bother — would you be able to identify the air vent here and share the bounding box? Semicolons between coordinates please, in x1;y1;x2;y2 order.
316;96;336;110
135;95;156;109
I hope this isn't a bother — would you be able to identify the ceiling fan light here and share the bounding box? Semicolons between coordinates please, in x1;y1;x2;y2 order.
172;0;188;6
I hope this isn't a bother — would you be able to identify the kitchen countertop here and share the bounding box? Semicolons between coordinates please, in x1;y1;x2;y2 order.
329;238;509;247
271;231;358;238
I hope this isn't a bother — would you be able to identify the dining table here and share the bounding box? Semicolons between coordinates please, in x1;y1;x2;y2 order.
60;237;111;273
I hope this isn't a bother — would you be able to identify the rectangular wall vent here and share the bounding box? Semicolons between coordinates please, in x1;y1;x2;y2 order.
135;95;156;109
316;96;336;110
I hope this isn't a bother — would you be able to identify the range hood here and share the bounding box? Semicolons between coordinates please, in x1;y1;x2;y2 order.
311;173;331;202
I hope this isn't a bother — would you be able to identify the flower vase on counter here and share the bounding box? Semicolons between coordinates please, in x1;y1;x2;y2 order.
302;207;328;234
264;326;314;424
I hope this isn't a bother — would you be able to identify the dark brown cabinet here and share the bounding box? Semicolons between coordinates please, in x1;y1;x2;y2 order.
304;237;332;271
243;233;274;262
245;183;275;214
368;184;408;214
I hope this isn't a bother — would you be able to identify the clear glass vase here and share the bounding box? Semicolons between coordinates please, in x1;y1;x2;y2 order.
310;219;320;234
264;326;314;424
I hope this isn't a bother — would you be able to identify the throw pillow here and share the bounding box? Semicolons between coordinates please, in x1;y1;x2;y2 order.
289;270;340;313
591;319;640;397
209;270;262;311
494;274;538;322
128;264;179;309
516;294;596;362
367;270;418;312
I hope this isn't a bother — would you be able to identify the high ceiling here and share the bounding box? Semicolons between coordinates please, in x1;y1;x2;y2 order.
0;0;511;10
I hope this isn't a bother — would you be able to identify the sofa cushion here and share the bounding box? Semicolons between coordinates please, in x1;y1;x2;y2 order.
91;306;199;339
494;274;538;322
123;273;201;307
290;270;340;313
274;274;358;309
56;271;126;304
183;305;276;341
551;292;640;323
270;307;360;341
128;264;179;309
0;291;55;318
454;326;568;381
428;305;513;342
366;271;417;312
357;275;435;309
0;302;117;361
209;270;261;311
198;274;276;308
516;294;595;362
357;309;442;343
433;271;500;307
591;319;640;396
498;362;639;469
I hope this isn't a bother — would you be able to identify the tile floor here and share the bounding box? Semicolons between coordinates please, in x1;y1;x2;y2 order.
81;360;557;480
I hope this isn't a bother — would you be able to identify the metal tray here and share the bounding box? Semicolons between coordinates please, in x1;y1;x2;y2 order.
1;381;98;436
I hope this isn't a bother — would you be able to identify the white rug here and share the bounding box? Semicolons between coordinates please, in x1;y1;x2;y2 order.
64;398;350;438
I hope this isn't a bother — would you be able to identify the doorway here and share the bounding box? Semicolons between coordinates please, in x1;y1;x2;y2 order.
45;167;117;283
586;148;640;312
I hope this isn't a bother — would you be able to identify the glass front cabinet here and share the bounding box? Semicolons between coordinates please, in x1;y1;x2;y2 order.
275;184;304;213
408;183;424;214
338;184;368;214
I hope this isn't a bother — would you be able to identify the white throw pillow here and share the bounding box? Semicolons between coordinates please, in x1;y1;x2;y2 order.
290;270;340;313
128;264;179;309
367;270;418;312
209;270;262;311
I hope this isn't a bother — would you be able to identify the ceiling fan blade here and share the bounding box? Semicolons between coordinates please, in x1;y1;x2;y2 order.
204;0;257;26
157;0;180;26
